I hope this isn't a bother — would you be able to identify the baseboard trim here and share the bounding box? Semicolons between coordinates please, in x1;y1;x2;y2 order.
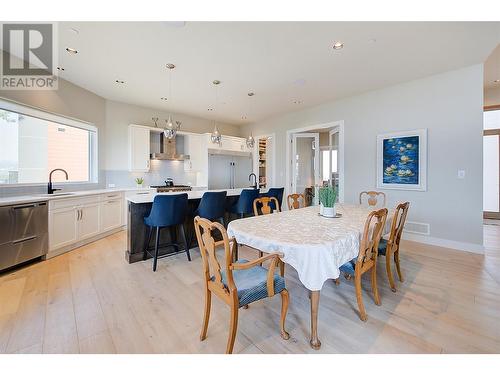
403;232;484;254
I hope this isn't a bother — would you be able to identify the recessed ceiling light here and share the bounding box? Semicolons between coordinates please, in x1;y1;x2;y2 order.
56;67;65;71
66;47;78;54
332;41;344;50
207;108;214;111
166;63;175;70
115;80;125;84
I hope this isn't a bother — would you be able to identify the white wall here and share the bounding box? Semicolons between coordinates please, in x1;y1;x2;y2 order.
247;65;484;249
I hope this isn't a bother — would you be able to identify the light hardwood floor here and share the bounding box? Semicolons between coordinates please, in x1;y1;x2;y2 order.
1;224;500;354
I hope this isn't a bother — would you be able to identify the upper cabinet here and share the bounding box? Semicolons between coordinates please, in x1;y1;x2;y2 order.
207;134;250;153
129;125;150;172
184;133;207;172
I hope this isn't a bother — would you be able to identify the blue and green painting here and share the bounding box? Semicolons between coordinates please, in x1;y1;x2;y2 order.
383;136;419;185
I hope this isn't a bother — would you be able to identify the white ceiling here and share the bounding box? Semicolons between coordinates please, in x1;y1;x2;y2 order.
55;22;500;124
485;43;500;89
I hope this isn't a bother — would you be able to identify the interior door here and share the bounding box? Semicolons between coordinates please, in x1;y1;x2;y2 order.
292;133;320;201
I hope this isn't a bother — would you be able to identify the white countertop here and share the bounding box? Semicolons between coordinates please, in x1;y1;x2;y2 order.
125;188;257;204
0;187;152;207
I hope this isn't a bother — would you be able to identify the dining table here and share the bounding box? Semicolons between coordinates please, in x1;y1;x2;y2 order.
226;203;393;349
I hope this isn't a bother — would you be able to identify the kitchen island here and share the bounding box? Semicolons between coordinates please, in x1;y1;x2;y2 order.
125;188;255;263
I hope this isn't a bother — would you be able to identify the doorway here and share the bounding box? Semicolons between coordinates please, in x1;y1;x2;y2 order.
286;121;344;206
484;108;500;220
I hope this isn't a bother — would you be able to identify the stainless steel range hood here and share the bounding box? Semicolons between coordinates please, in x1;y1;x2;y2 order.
150;133;190;161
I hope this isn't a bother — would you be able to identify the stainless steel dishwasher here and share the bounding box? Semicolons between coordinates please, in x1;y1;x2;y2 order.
0;201;48;272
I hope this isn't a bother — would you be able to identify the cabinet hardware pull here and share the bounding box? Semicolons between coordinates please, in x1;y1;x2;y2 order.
13;235;37;244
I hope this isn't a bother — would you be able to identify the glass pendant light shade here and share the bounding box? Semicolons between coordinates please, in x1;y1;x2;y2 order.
211;123;221;145
164;115;178;139
246;132;255;148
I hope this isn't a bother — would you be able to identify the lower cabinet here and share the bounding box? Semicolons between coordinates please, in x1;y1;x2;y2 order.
101;198;123;232
49;206;78;250
48;192;124;255
78;203;101;240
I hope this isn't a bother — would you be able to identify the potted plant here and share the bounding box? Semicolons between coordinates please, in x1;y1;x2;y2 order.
319;185;337;218
135;177;144;189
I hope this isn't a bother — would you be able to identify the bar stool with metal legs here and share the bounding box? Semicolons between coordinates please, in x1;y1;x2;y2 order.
229;188;260;219
143;193;190;271
194;191;227;225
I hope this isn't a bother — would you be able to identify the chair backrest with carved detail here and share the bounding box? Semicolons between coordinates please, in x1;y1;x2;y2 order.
287;193;305;210
356;208;388;274
388;202;410;248
359;191;386;207
253;197;280;216
194;216;236;297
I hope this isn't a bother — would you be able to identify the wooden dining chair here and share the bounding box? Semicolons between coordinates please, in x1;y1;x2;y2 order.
359;191;386;207
287;193;305;210
378;202;410;292
253;196;280;216
337;208;388;321
194;216;290;354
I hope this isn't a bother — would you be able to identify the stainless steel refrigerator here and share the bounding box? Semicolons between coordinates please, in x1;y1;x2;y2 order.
208;153;253;189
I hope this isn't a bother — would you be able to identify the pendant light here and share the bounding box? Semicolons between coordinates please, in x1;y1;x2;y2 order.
164;63;180;139
210;80;222;145
245;92;255;148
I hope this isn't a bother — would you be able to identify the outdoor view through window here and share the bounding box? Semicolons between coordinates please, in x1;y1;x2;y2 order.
0;108;95;184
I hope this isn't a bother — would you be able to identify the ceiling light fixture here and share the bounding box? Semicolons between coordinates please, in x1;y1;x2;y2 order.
332;41;344;50
66;47;78;54
164;63;180;140
245;92;255;148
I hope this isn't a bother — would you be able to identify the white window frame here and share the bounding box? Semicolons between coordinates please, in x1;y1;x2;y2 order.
0;98;98;187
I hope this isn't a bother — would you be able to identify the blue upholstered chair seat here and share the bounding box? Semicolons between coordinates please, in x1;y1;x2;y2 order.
217;260;286;307
339;258;358;276
378;238;388;256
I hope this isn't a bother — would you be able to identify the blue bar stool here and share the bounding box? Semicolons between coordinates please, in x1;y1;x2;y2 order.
194;191;227;224
261;187;284;211
143;194;190;271
230;188;260;219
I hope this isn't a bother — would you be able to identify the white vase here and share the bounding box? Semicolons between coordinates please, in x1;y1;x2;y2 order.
320;203;336;218
136;183;143;189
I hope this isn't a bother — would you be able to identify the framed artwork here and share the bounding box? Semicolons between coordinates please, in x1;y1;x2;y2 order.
377;129;427;191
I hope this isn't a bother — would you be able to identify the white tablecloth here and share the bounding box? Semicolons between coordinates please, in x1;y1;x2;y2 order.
227;204;391;291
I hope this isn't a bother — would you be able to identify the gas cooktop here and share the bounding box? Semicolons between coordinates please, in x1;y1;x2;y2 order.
150;185;192;192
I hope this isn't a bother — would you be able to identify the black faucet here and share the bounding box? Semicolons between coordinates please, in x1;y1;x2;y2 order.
48;168;69;194
249;173;257;189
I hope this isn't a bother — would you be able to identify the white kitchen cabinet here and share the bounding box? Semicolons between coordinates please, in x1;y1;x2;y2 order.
129;125;150;172
48;192;124;256
78;203;101;241
221;135;246;152
184;133;206;172
100;198;123;232
49;207;78;250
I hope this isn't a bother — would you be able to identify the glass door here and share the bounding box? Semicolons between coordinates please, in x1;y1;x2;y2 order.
484;109;500;219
